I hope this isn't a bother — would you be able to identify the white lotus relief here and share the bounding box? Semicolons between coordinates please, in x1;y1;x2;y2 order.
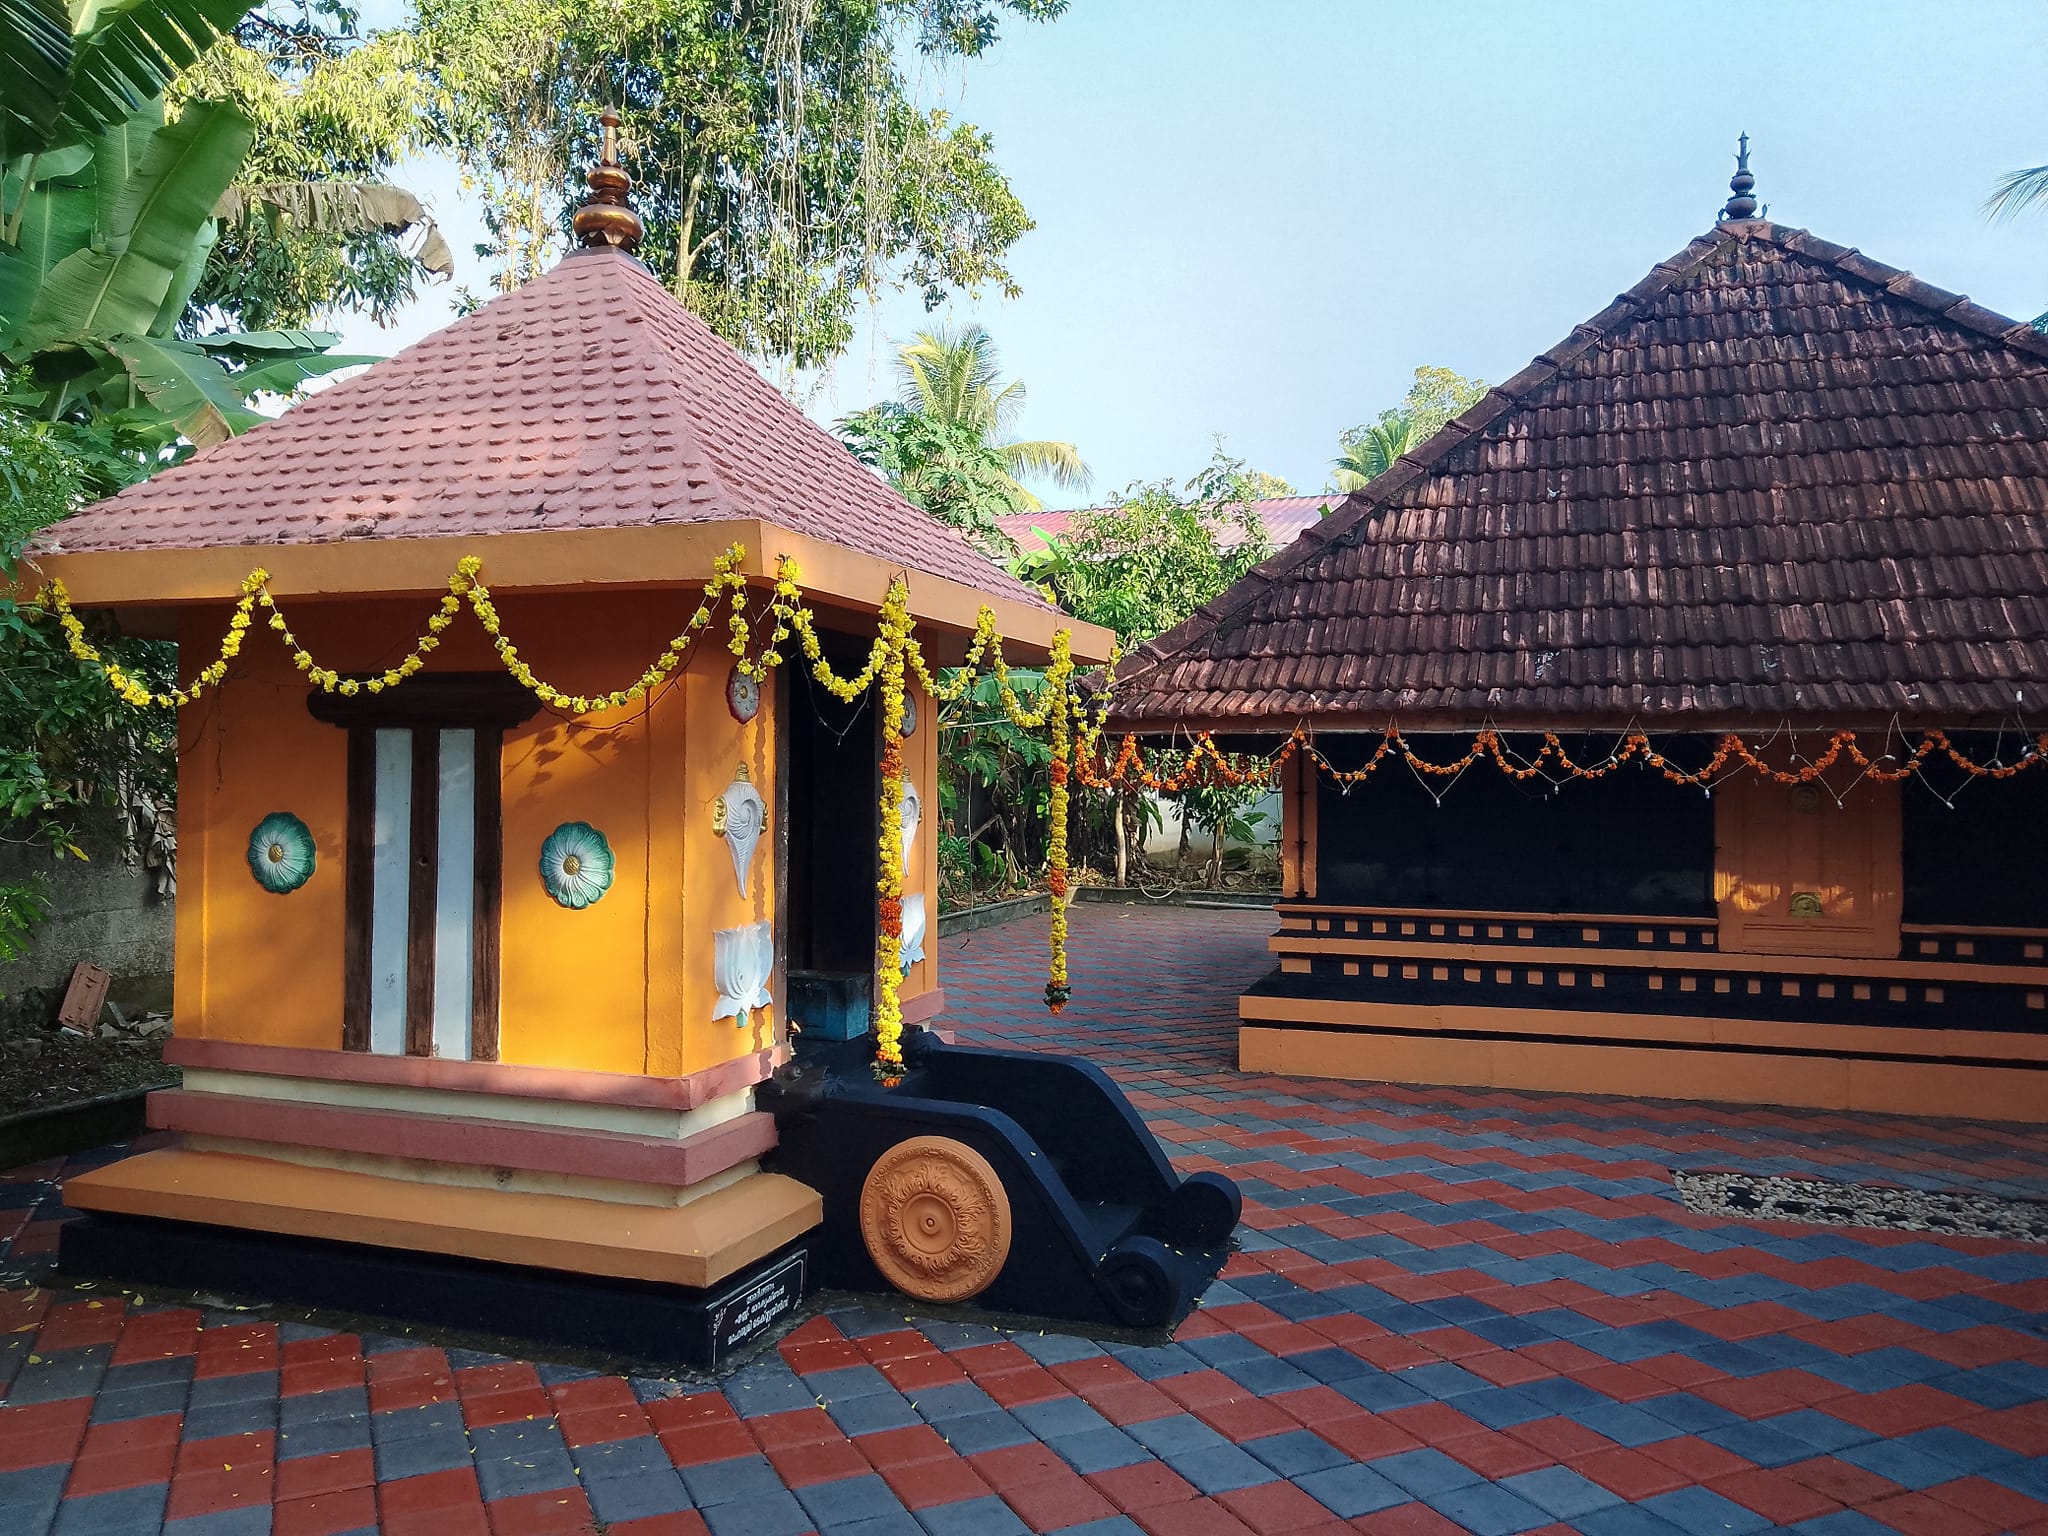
712;919;775;1030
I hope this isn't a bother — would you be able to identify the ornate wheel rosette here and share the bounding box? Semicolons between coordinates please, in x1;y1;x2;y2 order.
858;1135;1013;1303
246;812;316;894
540;821;615;909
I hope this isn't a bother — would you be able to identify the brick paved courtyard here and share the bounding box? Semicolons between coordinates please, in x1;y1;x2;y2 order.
2;903;2046;1535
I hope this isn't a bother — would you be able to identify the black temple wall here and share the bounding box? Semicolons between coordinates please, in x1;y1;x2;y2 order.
1902;737;2048;928
1314;735;1714;917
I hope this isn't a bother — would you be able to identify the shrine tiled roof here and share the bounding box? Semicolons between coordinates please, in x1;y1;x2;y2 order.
47;247;1046;608
1109;220;2048;729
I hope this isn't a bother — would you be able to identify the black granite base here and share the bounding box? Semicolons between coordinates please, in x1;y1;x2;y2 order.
59;1213;810;1368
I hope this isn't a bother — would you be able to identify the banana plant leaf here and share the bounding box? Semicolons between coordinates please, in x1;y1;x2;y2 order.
88;98;161;242
53;0;256;151
14;99;251;356
0;141;95;207
146;207;212;334
192;328;342;358
12;337;103;381
105;333;263;447
0;0;72;140
215;181;456;278
230;350;375;397
0;175;94;346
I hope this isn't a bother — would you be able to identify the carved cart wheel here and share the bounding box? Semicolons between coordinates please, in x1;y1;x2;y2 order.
858;1135;1012;1303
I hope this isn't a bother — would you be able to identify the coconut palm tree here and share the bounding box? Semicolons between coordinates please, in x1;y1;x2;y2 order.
1330;414;1420;492
895;324;1088;512
1988;164;2048;221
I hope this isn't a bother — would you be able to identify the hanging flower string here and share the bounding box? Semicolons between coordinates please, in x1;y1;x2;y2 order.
33;544;1093;1070
1073;724;2048;795
871;579;915;1079
34;549;2048;1069
1043;627;1074;1013
47;567;270;708
37;548;757;711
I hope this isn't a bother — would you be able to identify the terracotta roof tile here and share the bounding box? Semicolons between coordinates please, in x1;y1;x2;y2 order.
1111;222;2048;728
48;248;1043;607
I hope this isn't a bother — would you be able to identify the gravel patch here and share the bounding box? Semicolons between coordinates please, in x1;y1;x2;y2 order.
1674;1169;2048;1243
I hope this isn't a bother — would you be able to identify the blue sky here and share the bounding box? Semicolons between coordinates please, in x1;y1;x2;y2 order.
340;0;2048;508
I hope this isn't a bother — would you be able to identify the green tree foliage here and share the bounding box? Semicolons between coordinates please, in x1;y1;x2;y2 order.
838;401;1019;560
0;418;178;861
413;0;1065;365
993;451;1287;893
1988;163;2048;222
0;0;378;926
1331;364;1486;492
0;0;251;158
1015;451;1276;645
0;418;84;544
174;4;451;331
0;415;175;987
1175;780;1269;889
1230;467;1295;499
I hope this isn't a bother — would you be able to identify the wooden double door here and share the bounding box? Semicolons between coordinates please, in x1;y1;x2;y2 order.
1714;774;1901;959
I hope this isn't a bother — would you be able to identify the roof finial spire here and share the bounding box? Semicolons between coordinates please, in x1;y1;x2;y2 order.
571;111;644;254
1719;132;1759;222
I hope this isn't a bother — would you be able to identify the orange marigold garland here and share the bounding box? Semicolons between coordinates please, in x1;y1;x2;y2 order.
1073;724;2048;797
48;540;2048;1067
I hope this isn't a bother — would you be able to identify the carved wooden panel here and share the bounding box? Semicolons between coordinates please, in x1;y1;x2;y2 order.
1715;776;1902;959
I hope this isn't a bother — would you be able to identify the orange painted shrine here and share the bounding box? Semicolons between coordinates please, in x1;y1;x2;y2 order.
29;148;1108;1292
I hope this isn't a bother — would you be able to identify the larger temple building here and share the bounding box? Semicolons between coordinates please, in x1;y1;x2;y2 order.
1109;164;2048;1122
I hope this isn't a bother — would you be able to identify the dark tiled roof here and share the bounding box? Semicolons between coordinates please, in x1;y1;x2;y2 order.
49;248;1045;607
1110;222;2048;729
998;495;1340;554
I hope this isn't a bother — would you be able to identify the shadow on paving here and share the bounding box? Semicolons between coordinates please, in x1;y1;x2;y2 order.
0;904;2043;1536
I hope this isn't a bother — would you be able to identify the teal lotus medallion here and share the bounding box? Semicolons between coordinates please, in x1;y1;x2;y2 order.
540;822;614;909
246;812;316;894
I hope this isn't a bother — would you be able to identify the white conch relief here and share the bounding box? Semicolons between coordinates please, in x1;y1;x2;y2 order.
713;919;774;1029
901;891;927;971
714;765;767;898
900;782;921;878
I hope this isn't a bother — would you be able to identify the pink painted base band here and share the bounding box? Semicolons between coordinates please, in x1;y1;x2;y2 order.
148;1088;778;1189
901;988;947;1026
164;1037;781;1111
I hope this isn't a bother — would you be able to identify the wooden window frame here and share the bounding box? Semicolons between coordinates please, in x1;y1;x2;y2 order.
310;677;538;1060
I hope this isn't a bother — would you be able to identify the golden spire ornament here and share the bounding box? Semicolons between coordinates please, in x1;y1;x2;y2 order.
571;110;644;253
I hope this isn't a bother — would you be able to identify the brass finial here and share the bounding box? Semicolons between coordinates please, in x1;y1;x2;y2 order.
1719;133;1759;222
572;111;644;253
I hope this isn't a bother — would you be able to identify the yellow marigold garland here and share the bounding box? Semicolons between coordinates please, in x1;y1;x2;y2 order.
1043;627;1074;1013
871;578;915;1077
43;568;270;708
39;537;2048;1073
34;544;1098;1066
40;548;757;712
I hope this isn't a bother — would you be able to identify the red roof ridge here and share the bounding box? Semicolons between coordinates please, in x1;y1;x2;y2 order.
1112;218;2048;710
